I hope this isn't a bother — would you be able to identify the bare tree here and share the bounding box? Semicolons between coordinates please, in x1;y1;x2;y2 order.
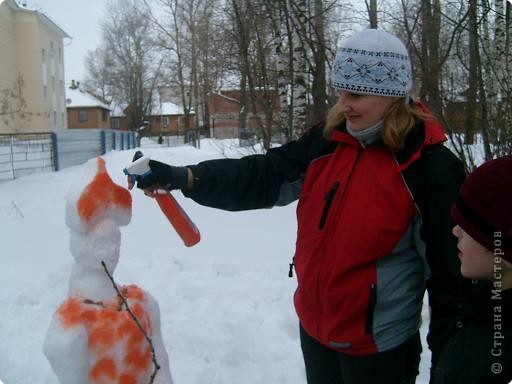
89;0;163;134
83;46;116;104
0;74;50;130
147;0;226;140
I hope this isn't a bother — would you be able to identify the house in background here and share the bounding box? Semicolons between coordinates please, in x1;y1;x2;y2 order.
208;89;280;139
149;101;195;135
110;104;129;131
110;101;194;135
0;0;69;134
66;81;111;129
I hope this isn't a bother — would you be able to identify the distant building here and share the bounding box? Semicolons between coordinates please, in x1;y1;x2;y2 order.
0;0;69;134
149;102;195;135
208;89;280;139
66;81;111;129
110;101;194;134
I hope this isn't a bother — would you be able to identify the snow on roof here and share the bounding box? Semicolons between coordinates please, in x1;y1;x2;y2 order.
152;102;194;116
66;87;110;110
211;92;240;104
5;0;70;38
108;101;194;118
110;104;126;118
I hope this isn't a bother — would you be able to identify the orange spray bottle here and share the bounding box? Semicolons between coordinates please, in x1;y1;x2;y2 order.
124;151;201;247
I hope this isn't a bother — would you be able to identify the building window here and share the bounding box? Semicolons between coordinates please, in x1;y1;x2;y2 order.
78;110;88;122
102;110;108;122
112;118;119;129
42;48;45;63
52;76;55;92
162;116;169;127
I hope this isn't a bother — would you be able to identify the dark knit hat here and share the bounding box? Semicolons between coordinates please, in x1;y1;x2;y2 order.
451;155;512;263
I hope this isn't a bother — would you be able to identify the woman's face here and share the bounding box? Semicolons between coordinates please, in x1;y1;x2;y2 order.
337;91;398;131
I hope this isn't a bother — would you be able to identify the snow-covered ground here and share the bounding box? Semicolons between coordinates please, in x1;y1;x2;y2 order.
0;138;431;383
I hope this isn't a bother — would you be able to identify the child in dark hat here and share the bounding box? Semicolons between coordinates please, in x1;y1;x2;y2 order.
432;155;512;384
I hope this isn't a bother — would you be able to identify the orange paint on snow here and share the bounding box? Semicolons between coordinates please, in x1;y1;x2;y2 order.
57;297;82;329
89;325;117;349
57;286;153;383
124;346;152;370
76;157;131;224
90;357;117;380
124;285;144;301
119;373;137;384
81;309;98;323
116;318;137;339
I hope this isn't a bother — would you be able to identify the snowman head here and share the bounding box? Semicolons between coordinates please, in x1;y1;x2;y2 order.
65;157;132;272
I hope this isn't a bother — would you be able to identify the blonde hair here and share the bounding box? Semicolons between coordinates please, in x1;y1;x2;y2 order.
324;99;427;151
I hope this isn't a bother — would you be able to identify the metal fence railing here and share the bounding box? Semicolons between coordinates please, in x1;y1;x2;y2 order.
0;129;137;181
0;133;54;181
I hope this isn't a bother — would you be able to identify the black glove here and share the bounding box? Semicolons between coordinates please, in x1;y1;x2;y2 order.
137;160;189;191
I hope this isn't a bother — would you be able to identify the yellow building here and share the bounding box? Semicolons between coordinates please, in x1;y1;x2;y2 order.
0;0;69;134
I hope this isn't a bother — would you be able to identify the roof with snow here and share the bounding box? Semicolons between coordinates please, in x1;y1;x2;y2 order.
110;102;194;118
210;92;240;104
153;102;194;116
66;87;110;110
110;104;126;118
4;0;69;38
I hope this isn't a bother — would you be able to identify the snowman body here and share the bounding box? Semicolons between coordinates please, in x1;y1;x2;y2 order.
44;157;173;384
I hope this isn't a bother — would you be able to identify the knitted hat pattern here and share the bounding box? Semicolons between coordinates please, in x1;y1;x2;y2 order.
451;155;512;263
331;29;412;97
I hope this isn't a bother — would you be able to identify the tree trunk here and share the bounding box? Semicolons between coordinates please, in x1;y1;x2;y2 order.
420;0;443;118
310;0;328;125
366;0;378;28
291;0;308;139
465;0;478;145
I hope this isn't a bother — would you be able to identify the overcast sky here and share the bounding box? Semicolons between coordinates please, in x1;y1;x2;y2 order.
27;0;106;83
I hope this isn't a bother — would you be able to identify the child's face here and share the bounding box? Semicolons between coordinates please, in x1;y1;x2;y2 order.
452;225;494;280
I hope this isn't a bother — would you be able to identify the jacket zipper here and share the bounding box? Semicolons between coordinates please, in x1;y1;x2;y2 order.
324;149;363;238
365;283;377;335
318;181;340;230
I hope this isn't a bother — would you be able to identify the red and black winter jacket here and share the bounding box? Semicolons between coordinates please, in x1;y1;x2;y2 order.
184;104;492;358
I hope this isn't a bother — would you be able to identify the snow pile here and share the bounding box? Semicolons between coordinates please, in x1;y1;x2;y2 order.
43;157;172;384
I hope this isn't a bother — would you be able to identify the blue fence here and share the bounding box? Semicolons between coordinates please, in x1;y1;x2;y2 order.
0;129;136;180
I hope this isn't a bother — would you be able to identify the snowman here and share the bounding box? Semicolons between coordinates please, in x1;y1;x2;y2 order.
44;157;173;384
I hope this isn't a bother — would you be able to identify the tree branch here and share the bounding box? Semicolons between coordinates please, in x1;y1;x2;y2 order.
101;261;160;384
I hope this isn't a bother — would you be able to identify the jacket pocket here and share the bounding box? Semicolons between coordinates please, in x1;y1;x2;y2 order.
365;283;377;335
318;181;340;230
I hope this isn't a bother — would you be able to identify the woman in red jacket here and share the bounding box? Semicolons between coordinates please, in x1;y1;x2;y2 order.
131;29;490;384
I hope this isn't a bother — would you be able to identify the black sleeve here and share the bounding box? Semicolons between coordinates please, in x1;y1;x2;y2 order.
183;124;331;211
404;145;466;362
420;147;467;297
413;146;492;366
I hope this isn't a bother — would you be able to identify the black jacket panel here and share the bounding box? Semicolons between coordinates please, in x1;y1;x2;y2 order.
431;289;512;384
184;123;335;211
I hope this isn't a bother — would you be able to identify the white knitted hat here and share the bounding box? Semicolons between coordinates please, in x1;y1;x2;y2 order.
331;29;412;97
